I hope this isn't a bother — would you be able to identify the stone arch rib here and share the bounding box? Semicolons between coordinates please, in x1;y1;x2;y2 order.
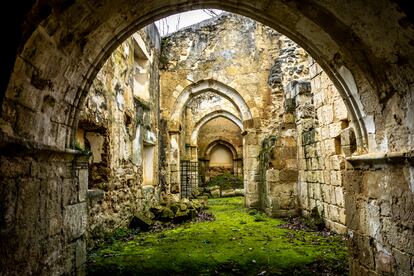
190;110;243;146
170;79;253;125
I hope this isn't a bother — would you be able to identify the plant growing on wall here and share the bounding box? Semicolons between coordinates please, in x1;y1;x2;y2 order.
257;135;277;206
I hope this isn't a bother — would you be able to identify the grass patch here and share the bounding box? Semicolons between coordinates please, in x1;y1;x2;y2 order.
88;197;348;275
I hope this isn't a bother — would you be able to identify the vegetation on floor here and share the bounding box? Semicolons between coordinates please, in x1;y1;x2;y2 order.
88;197;348;275
206;173;244;189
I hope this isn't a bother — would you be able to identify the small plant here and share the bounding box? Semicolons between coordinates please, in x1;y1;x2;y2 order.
248;209;258;215
74;141;91;155
194;211;215;222
253;212;267;222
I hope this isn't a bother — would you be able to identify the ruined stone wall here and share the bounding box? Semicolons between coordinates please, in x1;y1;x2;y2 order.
160;13;278;123
197;117;242;159
344;160;414;275
0;148;88;275
294;59;349;234
182;92;240;160
260;36;309;216
77;25;161;244
160;13;279;200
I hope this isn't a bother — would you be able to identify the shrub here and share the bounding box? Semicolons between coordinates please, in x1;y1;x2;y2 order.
206;173;243;189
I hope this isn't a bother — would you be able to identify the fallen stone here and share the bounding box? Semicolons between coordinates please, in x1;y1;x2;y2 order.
221;189;236;197
234;189;245;196
210;189;221;198
160;207;175;220
206;185;220;192
129;213;153;230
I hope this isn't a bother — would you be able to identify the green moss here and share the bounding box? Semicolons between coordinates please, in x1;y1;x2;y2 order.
88;197;348;275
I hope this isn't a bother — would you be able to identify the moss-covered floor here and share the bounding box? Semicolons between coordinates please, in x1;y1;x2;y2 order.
88;197;348;275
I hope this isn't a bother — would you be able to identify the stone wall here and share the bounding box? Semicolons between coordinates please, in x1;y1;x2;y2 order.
160;13;279;203
344;160;414;275
294;59;349;234
77;25;161;244
259;35;309;217
197;117;242;160
0;145;88;275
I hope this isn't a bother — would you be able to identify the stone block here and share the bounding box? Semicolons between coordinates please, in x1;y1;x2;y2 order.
221;189;236;197
234;189;245;196
321;184;330;202
281;147;297;158
321;105;334;125
296;104;314;119
324;139;336;155
313;184;321;199
210;189;221;198
329;121;346;138
330;170;342;186
62;243;76;275
377;250;394;273
392;248;411;275
266;168;279;182
362;171;381;199
329;155;345;170
338;207;346;225
279;170;298;181
335;187;344;207
78;169;88;202
284;98;296;113
130;213;153;230
313;91;324;108
64;203;87;241
333;99;348;121
75;238;86;268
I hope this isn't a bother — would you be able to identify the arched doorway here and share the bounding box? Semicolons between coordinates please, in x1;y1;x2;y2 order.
1;2;413;275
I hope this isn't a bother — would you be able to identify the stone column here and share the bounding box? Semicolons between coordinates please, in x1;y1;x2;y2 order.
168;131;181;194
243;129;260;208
0;142;89;275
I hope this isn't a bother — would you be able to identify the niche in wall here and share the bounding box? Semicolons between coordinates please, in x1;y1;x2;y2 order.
133;34;150;101
209;144;234;168
143;144;155;185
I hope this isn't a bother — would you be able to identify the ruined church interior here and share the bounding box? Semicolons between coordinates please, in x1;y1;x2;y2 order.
0;1;413;275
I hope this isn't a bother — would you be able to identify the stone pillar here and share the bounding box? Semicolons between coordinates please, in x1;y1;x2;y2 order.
190;146;198;162
344;157;414;276
0;142;89;275
168;131;181;194
243;129;260;208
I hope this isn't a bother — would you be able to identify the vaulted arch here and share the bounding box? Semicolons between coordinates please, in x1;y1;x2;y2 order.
170;79;253;126
4;1;411;152
204;139;238;161
190;110;242;146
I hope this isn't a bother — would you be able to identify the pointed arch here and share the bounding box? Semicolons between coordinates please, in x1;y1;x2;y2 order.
170;79;253;125
190;110;243;146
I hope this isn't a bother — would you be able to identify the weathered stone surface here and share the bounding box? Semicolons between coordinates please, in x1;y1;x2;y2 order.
210;189;221;198
2;2;414;276
130;213;154;230
79;26;161;246
221;189;236;197
64;203;87;241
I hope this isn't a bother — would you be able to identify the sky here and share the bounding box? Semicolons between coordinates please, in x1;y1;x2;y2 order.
155;9;223;37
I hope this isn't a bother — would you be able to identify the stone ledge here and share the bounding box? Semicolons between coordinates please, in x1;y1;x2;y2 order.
0;130;88;157
346;151;414;164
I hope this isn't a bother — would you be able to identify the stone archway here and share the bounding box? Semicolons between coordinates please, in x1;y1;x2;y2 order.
204;139;239;160
190;110;243;146
1;1;413;275
170;79;253;128
6;1;413;153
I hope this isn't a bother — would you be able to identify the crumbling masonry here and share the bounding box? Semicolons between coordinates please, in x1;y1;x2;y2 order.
1;2;413;275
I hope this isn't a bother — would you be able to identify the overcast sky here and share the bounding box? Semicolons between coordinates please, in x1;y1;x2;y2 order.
155;9;223;37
